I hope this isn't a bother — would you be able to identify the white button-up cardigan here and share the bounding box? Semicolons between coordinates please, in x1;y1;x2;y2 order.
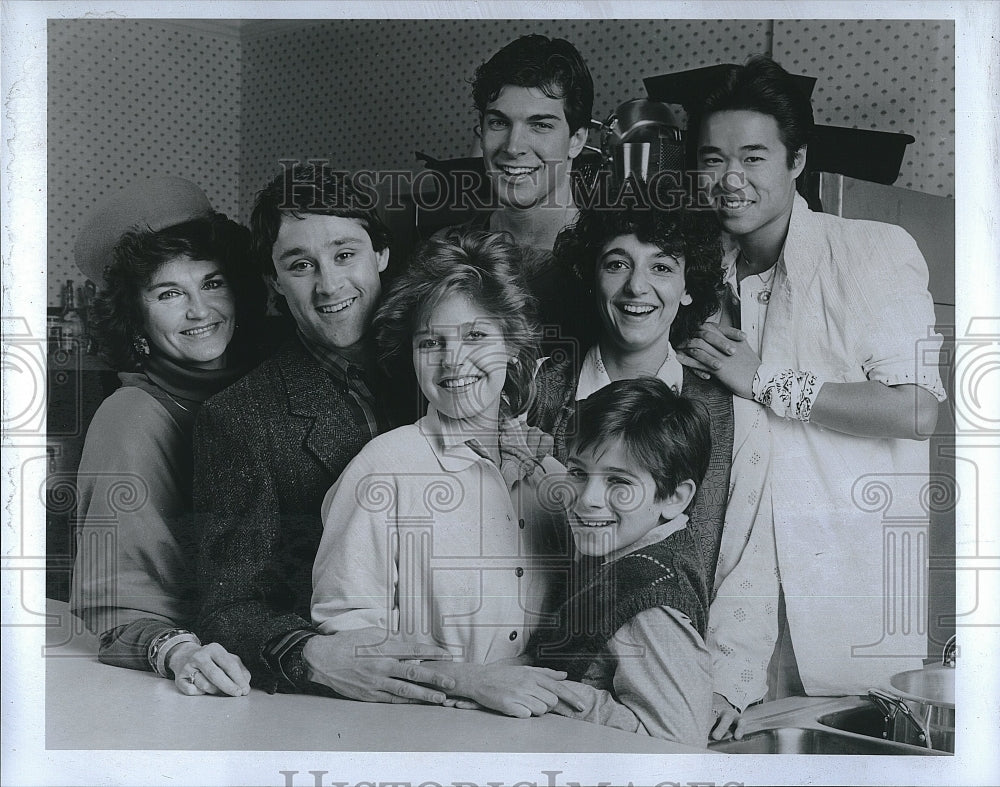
312;408;566;665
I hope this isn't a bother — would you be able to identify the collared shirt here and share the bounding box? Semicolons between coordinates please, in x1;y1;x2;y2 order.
575;344;684;401
599;517;689;565
298;331;387;438
312;409;564;665
721;251;777;341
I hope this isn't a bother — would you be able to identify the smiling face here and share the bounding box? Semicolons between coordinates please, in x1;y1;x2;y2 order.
270;214;389;356
595;233;691;362
480;85;587;210
697;109;805;252
139;256;236;369
565;439;683;558
412;293;509;426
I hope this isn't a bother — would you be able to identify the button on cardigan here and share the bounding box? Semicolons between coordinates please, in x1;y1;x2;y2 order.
312;409;566;665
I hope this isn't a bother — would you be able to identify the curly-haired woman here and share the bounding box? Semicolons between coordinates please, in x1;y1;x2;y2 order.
530;205;742;584
70;176;266;696
530;204;786;741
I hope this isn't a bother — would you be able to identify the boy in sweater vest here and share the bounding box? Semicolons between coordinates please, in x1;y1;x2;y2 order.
533;377;713;745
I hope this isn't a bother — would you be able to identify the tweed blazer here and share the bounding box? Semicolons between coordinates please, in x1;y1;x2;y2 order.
529;354;734;584
194;338;412;691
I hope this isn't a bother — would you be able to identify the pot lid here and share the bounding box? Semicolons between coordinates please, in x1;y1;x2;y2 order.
889;667;955;707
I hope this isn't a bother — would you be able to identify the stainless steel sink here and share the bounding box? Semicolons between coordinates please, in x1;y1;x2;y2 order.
818;704;952;753
709;726;939;755
707;696;948;755
818;705;894;739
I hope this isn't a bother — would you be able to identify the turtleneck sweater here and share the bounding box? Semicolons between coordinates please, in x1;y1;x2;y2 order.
70;352;247;675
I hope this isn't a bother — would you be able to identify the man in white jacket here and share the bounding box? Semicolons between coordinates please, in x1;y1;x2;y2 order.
682;56;946;739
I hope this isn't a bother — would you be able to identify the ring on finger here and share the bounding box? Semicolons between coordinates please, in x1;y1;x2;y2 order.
185;668;201;685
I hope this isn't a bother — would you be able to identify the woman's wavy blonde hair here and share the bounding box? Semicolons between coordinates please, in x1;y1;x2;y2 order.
374;229;541;416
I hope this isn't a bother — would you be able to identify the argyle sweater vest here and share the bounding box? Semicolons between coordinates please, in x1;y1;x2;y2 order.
534;527;709;682
529;355;734;585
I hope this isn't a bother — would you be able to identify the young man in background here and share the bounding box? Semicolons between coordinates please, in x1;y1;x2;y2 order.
456;34;597;346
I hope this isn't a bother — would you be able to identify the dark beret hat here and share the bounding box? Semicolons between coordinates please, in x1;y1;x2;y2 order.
73;176;214;284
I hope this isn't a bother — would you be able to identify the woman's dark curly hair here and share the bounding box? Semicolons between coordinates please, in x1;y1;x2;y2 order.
374;230;541;417
552;207;723;346
88;214;266;371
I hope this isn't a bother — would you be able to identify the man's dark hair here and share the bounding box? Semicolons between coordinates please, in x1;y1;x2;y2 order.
472;34;594;135
693;55;815;167
571;377;712;501
249;165;392;278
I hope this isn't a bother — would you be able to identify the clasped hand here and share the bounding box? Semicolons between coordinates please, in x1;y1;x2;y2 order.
435;663;587;719
678;323;760;400
168;641;252;697
304;630;583;719
303;628;457;705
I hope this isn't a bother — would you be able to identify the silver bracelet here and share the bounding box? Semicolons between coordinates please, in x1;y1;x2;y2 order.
147;628;201;678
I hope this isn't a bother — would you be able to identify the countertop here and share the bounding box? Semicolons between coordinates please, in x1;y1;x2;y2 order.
43;600;706;753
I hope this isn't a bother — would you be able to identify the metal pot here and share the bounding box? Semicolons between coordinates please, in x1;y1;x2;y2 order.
600;98;684;184
867;636;956;752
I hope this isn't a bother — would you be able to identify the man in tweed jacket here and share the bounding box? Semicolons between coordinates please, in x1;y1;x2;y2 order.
194;167;455;700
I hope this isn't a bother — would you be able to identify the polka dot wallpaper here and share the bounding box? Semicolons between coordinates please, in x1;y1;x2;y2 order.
772;19;954;195
47;20;242;305
47;18;955;305
239;19;771;216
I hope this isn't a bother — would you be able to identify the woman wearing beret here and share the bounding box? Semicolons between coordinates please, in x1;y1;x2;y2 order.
70;177;264;696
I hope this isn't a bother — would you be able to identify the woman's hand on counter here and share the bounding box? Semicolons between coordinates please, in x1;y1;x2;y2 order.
167;641;251;697
302;629;456;705
437;664;588;719
709;692;747;740
442;697;485;710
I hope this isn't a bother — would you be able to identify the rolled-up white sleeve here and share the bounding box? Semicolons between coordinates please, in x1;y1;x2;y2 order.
848;224;946;401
